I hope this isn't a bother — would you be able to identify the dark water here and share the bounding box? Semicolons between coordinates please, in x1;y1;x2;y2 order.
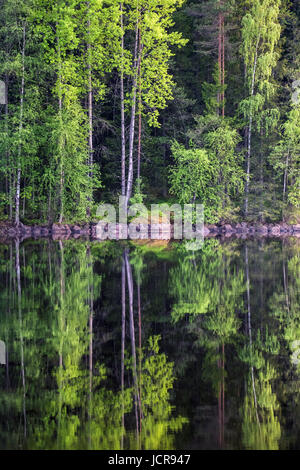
0;237;300;450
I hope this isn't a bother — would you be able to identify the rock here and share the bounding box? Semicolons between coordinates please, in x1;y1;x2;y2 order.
280;223;290;233
223;224;233;232
270;224;281;236
64;224;72;235
224;231;233;238
235;223;243;233
82;223;90;234
241;222;249;233
257;225;268;235
203;226;210;237
207;224;219;233
52;224;63;233
71;225;81;233
33;226;42;237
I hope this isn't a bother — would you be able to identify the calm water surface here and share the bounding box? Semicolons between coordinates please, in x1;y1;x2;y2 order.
0;238;300;450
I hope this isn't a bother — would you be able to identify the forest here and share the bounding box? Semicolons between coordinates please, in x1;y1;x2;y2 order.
0;0;300;226
1;0;300;452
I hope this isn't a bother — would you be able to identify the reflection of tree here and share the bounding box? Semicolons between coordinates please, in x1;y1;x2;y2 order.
0;241;187;450
241;363;281;450
2;238;300;450
123;248;187;450
169;242;245;448
127;335;188;450
239;244;281;450
268;244;300;447
272;248;300;362
170;244;244;324
130;248;145;434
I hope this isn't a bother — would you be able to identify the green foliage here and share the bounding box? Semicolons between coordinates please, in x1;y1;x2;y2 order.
0;0;299;223
169;140;217;209
169;114;245;221
270;105;300;209
122;0;188;128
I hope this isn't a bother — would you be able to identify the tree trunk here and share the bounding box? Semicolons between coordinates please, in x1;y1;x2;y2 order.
221;12;225;117
15;24;26;226
245;244;260;426
120;3;126;198
125;250;140;441
125;22;139;211
245;37;259;217
4;74;12;220
87;2;93;217
57;32;64;224
137;26;142;185
283;152;289;202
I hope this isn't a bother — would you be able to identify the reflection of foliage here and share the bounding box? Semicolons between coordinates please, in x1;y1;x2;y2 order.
204;306;240;343
28;243;135;450
170;244;245;323
271;250;300;373
2;239;300;450
140;336;175;417
31;362;132;450
242;363;281;450
127;335;188;450
169;243;244;399
130;249;146;286
239;329;280;369
239;323;281;450
170;258;213;317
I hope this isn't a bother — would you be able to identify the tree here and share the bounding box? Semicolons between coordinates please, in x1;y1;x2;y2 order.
119;0;187;211
270;102;300;212
34;0;97;222
240;0;281;216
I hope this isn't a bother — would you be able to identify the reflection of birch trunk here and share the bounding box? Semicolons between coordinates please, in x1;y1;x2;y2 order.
221;343;225;447
245;244;260;427
125;250;140;441
121;251;126;449
218;349;221;447
48;239;52;281
57;240;65;446
218;343;225;448
137;281;143;434
87;245;93;448
6;244;13;389
283;257;289;314
59;240;65;358
15;240;26;438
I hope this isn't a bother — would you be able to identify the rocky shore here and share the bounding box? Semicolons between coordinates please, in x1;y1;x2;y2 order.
1;220;300;243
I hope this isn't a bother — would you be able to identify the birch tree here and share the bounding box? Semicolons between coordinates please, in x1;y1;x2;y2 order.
240;0;281;216
119;0;187;211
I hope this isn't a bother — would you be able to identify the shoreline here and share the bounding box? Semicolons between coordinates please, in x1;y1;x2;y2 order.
1;221;300;243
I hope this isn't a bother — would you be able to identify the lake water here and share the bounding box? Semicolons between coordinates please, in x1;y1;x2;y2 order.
0;238;299;450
